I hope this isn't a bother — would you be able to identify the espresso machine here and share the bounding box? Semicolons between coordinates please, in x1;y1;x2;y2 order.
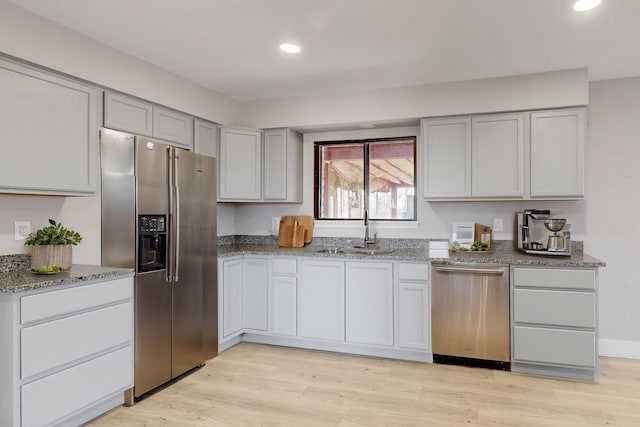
516;209;571;256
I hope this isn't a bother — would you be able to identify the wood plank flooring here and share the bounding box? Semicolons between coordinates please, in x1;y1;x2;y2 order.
90;343;640;426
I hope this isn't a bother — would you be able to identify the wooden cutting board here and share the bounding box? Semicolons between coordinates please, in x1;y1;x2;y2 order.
278;215;314;247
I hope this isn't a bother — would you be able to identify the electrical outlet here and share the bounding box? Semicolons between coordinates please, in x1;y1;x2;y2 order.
493;218;503;232
14;221;31;241
272;218;280;235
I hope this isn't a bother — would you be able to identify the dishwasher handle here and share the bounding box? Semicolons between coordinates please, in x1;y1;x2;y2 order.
434;266;506;275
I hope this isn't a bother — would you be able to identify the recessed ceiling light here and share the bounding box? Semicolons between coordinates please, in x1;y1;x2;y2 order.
573;0;601;12
279;43;301;54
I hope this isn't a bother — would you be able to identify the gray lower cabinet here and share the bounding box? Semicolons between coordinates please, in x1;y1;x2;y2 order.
0;58;99;195
218;257;269;344
0;276;134;427
511;266;598;381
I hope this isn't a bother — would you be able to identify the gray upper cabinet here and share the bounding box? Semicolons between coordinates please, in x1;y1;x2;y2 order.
218;126;303;203
103;92;153;136
218;127;263;201
263;128;302;202
422;108;585;201
194;119;217;158
104;92;193;149
152;106;193;149
0;58;98;195
530;108;586;198
471;113;524;198
422;117;472;198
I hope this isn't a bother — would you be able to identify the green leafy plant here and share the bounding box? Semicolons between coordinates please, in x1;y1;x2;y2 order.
25;219;83;246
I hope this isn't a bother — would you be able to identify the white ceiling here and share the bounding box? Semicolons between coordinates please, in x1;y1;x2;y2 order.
9;0;640;102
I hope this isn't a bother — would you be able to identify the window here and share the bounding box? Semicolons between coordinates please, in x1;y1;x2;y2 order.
314;137;416;220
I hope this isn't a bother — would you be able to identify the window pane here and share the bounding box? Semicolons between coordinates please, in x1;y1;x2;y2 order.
368;141;415;220
319;144;364;219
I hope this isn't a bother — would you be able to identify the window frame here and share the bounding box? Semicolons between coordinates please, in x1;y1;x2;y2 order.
313;136;417;221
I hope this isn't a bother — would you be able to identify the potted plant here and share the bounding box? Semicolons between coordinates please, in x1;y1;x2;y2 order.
25;219;83;273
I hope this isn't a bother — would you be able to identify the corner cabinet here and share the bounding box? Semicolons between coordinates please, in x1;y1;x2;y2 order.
530;108;586;198
422;108;585;201
0;276;134;427
104;92;193;149
511;266;597;381
218;127;303;203
194;119;218;158
0;58;99;195
218;257;268;344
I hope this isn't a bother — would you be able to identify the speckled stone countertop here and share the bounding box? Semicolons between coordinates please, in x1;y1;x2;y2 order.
218;238;605;268
0;263;134;294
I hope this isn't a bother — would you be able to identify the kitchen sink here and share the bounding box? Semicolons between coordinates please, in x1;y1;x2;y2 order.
349;248;394;255
315;248;346;254
315;247;394;255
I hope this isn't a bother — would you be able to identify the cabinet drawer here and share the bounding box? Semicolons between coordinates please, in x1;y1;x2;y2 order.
513;326;595;367
272;258;297;275
21;301;133;379
399;263;429;281
21;346;133;427
514;289;595;328
513;268;595;290
21;277;133;324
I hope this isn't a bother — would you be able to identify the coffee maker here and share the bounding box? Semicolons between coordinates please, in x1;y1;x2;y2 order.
516;209;571;256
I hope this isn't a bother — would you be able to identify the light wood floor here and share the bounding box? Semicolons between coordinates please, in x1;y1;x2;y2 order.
90;343;640;426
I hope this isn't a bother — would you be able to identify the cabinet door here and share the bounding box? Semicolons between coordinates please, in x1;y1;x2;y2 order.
0;59;98;195
299;259;345;341
263;129;288;200
242;258;268;331
194;119;217;157
397;282;430;350
271;275;297;336
472;113;524;197
530;108;586;198
153;106;193;148
345;262;393;346
422;117;472;198
104;91;153;136
222;259;243;337
218;127;262;201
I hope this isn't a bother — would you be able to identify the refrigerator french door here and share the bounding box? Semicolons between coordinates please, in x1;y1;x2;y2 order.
101;129;217;402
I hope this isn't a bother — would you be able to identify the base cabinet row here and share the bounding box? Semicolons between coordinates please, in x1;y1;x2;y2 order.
218;256;431;360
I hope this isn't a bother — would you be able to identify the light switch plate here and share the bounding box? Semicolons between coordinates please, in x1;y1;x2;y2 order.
493;218;503;232
15;221;31;241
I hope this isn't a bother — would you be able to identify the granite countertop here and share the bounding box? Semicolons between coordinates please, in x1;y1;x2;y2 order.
0;264;134;294
218;243;606;268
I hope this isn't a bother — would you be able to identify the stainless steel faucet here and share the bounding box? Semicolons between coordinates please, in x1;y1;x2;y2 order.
363;209;377;246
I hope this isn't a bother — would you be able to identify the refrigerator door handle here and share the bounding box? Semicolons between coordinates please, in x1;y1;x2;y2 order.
167;147;174;284
174;151;181;283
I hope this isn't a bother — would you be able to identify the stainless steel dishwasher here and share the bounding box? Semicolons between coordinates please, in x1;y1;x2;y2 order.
431;262;510;369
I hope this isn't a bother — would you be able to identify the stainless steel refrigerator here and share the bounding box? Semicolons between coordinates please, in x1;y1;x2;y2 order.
100;128;217;402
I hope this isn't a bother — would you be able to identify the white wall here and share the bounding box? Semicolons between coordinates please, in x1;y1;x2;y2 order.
0;1;242;125
586;77;640;358
241;68;589;129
